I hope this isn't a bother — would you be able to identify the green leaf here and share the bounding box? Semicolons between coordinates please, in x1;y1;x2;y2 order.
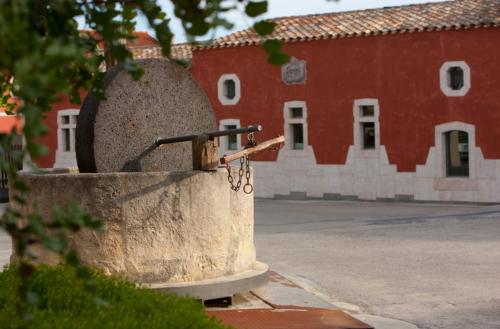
93;297;109;307
262;39;282;53
65;250;80;266
268;52;291;66
245;1;268;17
26;292;37;305
43;236;67;253
77;266;91;280
254;21;275;36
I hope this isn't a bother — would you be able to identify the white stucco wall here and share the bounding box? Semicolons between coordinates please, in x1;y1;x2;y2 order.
252;121;500;203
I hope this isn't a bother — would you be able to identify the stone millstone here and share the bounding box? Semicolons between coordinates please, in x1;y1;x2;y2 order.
76;59;216;173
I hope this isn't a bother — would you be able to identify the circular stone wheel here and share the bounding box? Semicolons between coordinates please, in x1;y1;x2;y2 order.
76;59;216;173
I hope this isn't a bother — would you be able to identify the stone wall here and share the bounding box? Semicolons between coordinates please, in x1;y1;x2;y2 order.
12;169;256;284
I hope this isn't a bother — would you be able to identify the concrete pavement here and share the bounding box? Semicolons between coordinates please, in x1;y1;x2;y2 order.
254;200;500;329
2;200;500;328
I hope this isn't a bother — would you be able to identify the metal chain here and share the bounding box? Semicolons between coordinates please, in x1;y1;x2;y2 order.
243;155;253;194
226;133;256;194
226;155;245;192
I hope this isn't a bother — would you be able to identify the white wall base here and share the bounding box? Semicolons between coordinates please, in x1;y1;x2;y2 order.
252;130;500;203
53;150;77;169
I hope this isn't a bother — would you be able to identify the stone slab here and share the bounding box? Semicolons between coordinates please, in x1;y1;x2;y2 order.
76;59;216;173
149;261;269;301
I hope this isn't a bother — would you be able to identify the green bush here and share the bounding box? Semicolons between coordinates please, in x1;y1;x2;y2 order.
0;265;228;329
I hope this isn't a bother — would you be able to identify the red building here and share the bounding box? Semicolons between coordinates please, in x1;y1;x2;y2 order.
189;0;500;202
23;0;500;203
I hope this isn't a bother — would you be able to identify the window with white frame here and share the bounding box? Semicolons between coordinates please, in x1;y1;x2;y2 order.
283;101;307;150
353;99;380;150
54;109;79;168
440;61;471;97
218;74;241;105
219;119;241;155
445;130;469;177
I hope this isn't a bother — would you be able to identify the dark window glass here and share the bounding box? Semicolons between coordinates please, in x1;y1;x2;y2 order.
290;107;303;118
225;125;237;150
446;130;469;177
291;124;304;150
63;128;71;152
360;105;374;117
448;67;464;90
223;79;236;99
62;115;70;124
362;122;375;149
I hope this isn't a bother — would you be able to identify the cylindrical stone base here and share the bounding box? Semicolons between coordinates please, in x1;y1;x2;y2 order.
11;169;258;285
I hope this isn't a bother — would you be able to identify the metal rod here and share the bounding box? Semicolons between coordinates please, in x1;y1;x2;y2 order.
155;125;262;147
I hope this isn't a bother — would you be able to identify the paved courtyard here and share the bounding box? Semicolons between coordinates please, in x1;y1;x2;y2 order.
254;199;500;329
2;200;500;329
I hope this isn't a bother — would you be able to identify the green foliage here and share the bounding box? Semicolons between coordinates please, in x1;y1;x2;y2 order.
0;265;228;329
253;21;276;36
0;0;288;325
245;1;268;17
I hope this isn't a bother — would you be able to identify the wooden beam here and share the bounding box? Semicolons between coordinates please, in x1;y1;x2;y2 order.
220;136;285;164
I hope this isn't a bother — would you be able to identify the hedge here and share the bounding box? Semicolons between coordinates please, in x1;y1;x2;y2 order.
0;265;229;329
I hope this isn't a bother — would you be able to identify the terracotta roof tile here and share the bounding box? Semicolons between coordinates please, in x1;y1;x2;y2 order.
80;29;192;62
198;0;500;50
130;43;192;62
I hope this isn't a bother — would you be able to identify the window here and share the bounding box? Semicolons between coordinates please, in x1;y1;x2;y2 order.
291;123;304;150
218;119;241;156
290;107;303;118
217;74;241;105
362;122;375;149
445;130;469;177
448;67;464;90
59;111;78;153
440;61;470;97
225;124;238;150
223;80;236;100
353;99;380;150
361;105;374;117
54;109;79;168
283;101;308;150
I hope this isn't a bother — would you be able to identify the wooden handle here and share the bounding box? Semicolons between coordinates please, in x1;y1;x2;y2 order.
221;135;285;164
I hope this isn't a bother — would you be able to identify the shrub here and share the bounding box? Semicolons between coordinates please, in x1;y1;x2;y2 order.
0;265;228;329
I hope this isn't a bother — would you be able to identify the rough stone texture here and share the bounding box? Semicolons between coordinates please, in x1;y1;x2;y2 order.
281;57;307;85
76;59;216;173
11;169;256;284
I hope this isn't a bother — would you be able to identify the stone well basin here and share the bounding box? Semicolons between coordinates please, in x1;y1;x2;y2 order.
11;169;267;298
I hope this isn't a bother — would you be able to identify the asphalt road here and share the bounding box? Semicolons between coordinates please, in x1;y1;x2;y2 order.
254;199;500;329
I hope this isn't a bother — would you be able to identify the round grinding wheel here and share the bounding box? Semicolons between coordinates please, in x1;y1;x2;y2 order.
76;59;216;173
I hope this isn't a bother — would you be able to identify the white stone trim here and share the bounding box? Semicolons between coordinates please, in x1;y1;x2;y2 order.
54;109;79;168
440;61;471;97
219;119;242;159
283;101;308;151
353;98;380;152
251;118;500;202
217;74;241;105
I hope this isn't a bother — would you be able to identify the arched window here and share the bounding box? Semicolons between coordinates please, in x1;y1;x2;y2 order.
445;130;469;177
